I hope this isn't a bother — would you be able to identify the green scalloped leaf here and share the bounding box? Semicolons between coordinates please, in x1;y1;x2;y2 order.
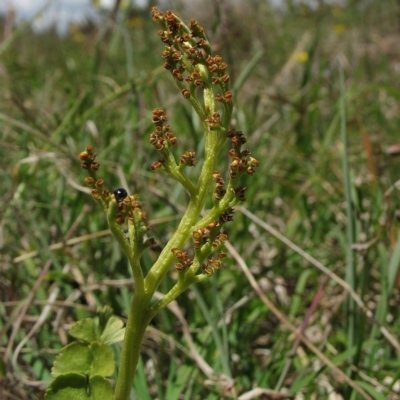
45;373;113;400
69;318;99;342
100;316;125;345
52;343;91;378
69;309;123;344
45;372;87;400
89;342;115;377
51;342;114;378
89;375;114;400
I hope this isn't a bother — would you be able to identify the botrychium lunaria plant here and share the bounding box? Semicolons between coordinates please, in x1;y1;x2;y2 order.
79;7;259;400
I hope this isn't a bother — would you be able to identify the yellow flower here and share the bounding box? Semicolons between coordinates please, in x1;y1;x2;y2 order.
127;17;143;28
334;24;345;35
293;51;309;64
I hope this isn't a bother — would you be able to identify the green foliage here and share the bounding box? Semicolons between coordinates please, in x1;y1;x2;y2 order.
44;306;122;400
45;374;113;400
51;342;113;378
70;300;121;342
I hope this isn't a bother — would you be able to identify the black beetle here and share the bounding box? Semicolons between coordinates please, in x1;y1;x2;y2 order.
114;187;128;202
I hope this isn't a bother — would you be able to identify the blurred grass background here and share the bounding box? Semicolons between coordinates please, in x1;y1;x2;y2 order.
1;0;400;399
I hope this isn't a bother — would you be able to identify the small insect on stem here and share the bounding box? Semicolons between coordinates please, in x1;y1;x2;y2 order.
114;187;128;202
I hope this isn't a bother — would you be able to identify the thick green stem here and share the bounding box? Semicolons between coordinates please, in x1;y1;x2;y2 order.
113;293;152;400
144;122;218;294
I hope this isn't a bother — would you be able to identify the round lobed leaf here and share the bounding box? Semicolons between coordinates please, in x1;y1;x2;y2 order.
69;318;99;343
45;373;113;400
51;342;114;378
